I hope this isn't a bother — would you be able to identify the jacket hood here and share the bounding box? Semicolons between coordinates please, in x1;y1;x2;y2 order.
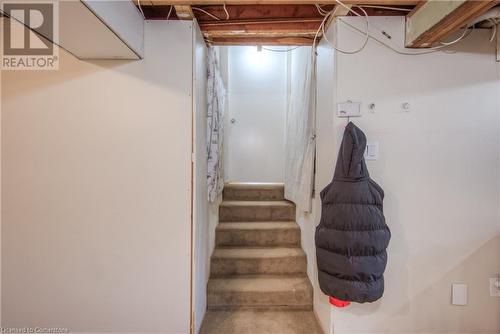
333;122;369;180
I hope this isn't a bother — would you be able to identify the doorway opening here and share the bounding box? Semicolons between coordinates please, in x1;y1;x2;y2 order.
223;46;289;183
198;44;321;334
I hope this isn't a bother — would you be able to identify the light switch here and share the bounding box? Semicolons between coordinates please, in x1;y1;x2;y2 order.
490;278;500;297
452;283;468;306
364;142;379;160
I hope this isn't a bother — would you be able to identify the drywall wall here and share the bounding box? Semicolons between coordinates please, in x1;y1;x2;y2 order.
308;16;500;334
225;46;287;183
192;21;209;334
2;21;194;333
81;0;144;58
287;45;332;334
0;52;2;327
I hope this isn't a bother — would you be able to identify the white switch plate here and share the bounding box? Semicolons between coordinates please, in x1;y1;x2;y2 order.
452;283;468;306
364;142;379;160
490;278;500;297
337;102;361;118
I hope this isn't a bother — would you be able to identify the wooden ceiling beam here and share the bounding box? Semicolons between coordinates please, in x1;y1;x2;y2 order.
192;4;332;21
174;5;194;19
151;0;419;5
200;17;320;40
333;3;352;16
200;20;320;31
199;18;323;26
208;36;313;45
406;0;499;48
205;30;317;37
321;4;351;41
134;0;154;6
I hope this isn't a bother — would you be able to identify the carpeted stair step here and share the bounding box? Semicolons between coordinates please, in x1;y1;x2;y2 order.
223;182;285;201
219;201;295;222
207;275;313;310
216;221;300;247
200;309;324;334
211;247;307;276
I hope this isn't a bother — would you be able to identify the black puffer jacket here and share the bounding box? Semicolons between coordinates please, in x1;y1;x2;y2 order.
315;122;390;303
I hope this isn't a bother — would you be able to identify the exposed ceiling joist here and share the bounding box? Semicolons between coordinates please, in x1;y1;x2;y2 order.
334;3;352;15
134;0;154;5
150;0;419;4
138;2;417;45
192;4;332;20
200;19;321;31
208;36;313;45
322;4;351;40
175;5;195;19
205;30;317;37
201;20;319;43
199;18;323;26
405;0;499;48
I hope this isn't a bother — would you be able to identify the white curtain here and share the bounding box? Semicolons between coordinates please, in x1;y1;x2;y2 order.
284;48;316;212
207;47;227;202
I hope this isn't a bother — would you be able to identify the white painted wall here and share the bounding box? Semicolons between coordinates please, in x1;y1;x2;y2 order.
225;46;287;183
2;21;194;333
288;45;333;334
192;21;209;334
304;16;500;334
82;0;145;58
0;52;3;327
59;1;143;59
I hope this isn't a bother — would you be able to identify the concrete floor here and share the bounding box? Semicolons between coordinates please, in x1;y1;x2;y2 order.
200;309;324;334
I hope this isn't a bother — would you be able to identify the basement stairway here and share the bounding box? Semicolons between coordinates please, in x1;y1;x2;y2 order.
200;183;323;334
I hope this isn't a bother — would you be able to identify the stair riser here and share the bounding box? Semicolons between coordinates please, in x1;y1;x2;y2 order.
216;229;300;247
220;206;295;222
207;289;313;310
223;188;284;201
206;305;313;311
211;256;307;276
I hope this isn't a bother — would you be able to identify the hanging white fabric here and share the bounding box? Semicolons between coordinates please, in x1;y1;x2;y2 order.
207;47;227;202
284;48;316;212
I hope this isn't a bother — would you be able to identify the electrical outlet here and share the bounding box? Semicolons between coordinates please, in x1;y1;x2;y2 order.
490;278;500;297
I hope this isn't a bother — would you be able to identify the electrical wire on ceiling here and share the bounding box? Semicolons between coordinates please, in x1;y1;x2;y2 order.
314;0;475;56
313;1;370;54
318;3;413;14
262;46;302;52
439;25;471;46
192;7;222;20
339;18;474;55
488;18;498;42
137;0;145;19
358;5;412;12
326;2;370;54
192;4;230;21
166;5;173;20
313;5;337;50
315;4;330;16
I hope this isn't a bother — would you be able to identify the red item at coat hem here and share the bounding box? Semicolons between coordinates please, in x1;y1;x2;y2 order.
329;296;351;307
